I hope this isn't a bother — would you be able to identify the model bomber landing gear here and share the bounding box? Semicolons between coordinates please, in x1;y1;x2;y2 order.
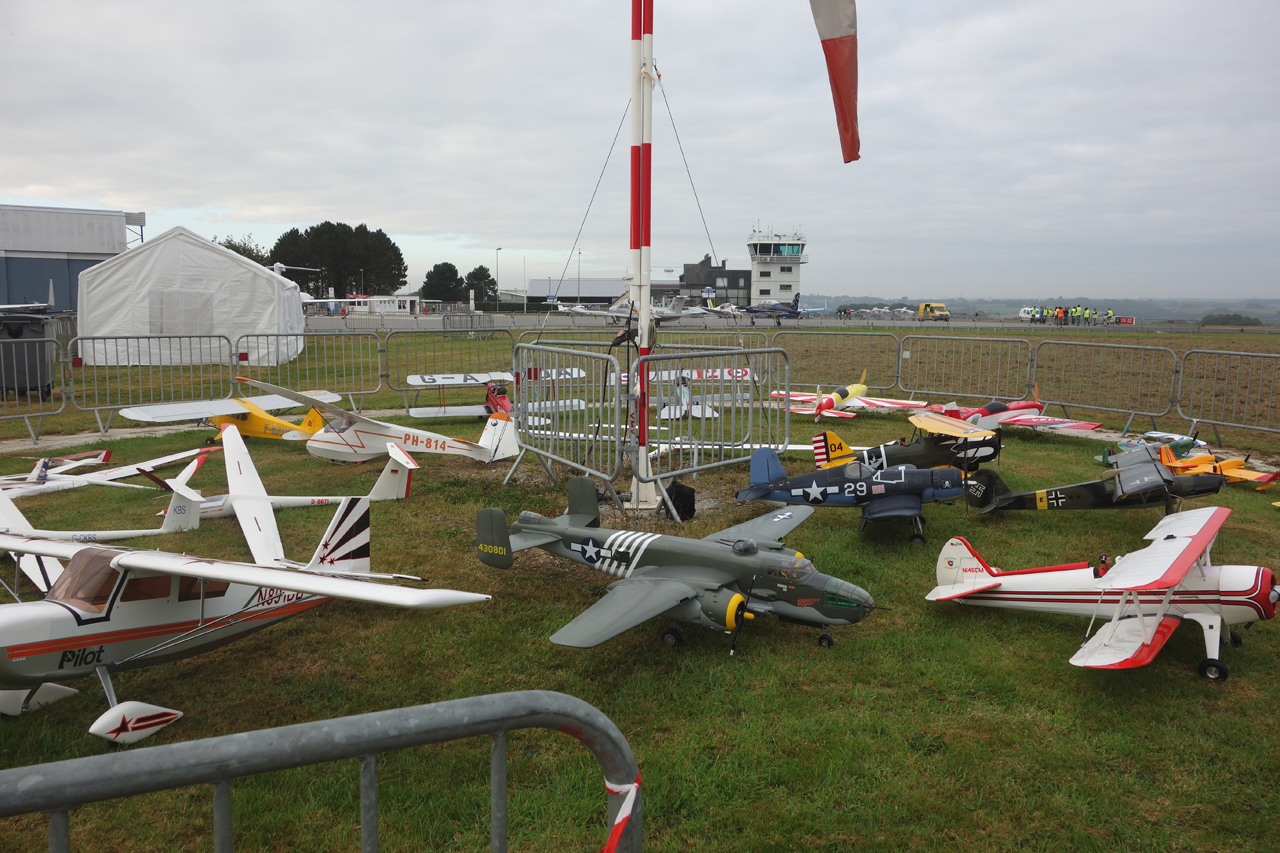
818;632;835;649
660;626;685;647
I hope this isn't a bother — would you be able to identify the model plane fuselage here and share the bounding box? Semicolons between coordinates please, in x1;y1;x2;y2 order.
742;462;964;508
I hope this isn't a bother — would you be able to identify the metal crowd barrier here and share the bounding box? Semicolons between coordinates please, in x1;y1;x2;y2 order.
1178;349;1280;439
770;330;899;392
898;335;1032;402
0;337;65;442
637;348;790;518
1033;340;1178;433
0;690;641;853
384;329;516;411
65;335;235;434
443;313;496;333
507;343;625;497
235;333;382;411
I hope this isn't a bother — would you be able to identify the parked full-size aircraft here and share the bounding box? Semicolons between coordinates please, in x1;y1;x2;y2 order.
927;507;1276;680
736;447;965;541
235;377;519;464
743;294;825;326
476;477;873;649
0;491;489;742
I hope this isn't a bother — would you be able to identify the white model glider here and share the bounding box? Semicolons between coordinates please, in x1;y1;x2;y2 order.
235;377;519;464
0;447;218;500
927;507;1276;680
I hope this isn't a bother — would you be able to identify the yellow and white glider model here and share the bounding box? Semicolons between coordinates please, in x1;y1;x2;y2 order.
235;377;519;464
119;391;341;441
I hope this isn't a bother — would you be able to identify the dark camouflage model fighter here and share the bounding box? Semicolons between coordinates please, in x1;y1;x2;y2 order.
476;477;873;649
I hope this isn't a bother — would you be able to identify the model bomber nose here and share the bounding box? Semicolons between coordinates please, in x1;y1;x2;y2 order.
824;576;874;622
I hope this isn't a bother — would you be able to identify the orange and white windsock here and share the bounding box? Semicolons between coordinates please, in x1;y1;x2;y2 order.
809;0;860;162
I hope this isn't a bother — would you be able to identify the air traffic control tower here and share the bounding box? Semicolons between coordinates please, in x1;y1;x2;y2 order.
747;229;807;305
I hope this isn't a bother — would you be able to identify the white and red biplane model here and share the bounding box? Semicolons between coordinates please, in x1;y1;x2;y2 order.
927;506;1276;680
0;490;489;742
236;377;519;465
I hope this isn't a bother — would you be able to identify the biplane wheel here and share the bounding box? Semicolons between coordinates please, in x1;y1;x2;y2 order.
817;632;835;649
660;626;685;647
1198;659;1229;681
1229;630;1243;647
909;533;926;546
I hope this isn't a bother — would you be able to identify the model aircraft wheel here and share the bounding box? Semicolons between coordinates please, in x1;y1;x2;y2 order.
1198;659;1229;681
1229;629;1243;647
660;626;685;647
818;632;835;649
909;533;926;546
204;437;217;447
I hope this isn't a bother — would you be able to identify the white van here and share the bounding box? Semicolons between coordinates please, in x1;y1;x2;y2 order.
1018;307;1036;322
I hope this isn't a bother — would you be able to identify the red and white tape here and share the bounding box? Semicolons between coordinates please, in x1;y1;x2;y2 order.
599;773;641;853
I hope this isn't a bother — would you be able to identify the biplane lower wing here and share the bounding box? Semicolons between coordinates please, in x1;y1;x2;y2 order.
1070;615;1182;669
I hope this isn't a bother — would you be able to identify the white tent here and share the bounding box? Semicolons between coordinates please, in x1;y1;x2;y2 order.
77;226;305;365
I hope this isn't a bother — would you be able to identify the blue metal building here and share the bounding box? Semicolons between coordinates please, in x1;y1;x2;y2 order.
0;205;133;310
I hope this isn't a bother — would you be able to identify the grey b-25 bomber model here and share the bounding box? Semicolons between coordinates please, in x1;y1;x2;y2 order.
965;444;1226;514
476;477;873;649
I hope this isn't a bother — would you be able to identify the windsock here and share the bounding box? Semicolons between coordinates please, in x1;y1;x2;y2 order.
809;0;860;163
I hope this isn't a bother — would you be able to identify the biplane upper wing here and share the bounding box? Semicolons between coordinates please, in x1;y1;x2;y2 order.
908;413;997;438
1096;506;1231;592
703;505;815;543
405;372;515;387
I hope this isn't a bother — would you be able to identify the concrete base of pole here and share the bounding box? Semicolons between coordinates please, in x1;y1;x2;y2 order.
629;477;660;510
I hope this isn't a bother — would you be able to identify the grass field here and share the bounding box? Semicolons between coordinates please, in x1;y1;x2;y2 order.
2;408;1279;852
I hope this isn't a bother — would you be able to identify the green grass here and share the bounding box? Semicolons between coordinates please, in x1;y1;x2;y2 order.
1;406;1279;851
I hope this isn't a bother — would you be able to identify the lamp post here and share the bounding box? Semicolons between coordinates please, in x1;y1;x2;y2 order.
577;250;582;303
495;248;502;311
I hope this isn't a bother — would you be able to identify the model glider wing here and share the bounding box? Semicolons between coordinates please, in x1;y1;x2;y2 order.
1000;415;1102;430
235;377;368;425
1095;506;1231;592
119;399;254;423
217;425;285;565
240;391;343;411
549;578;698;648
705;505;815;543
908;413;997;438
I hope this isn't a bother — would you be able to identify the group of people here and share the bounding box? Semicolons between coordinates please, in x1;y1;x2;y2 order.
1029;306;1114;326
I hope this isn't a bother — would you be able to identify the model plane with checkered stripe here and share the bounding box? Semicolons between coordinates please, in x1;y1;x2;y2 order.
476;477;873;650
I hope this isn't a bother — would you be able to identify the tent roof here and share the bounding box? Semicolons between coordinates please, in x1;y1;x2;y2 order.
81;225;299;293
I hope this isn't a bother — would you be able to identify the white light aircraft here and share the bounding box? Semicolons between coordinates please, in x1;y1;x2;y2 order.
927;506;1277;680
235;377;519;464
0;493;489;742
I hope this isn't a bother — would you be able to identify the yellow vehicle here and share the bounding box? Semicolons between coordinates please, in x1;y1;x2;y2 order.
917;302;950;322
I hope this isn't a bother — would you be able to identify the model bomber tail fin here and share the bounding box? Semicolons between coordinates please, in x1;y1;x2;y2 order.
476;508;514;569
564;476;600;528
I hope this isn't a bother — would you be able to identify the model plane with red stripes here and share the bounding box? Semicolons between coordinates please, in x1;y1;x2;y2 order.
0;478;489;744
772;370;928;421
927;507;1276;680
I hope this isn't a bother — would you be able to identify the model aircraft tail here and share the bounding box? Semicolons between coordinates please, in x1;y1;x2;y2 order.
0;490;33;533
925;537;1003;602
563;475;600;527
158;455;204;533
25;457;51;483
737;448;788;500
475;411;519;462
964;468;1011;511
304;497;371;574
476;508;514;569
297;407;326;435
368;444;419;501
813;431;856;469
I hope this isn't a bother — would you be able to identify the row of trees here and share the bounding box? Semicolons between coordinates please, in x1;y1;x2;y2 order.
420;262;498;304
217;222;408;300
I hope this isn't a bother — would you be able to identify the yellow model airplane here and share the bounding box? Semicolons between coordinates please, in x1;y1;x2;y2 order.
812;415;1000;472
118;391;340;441
1158;446;1279;490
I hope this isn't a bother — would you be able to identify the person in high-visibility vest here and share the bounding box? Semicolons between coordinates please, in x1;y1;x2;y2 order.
1106;308;1114;325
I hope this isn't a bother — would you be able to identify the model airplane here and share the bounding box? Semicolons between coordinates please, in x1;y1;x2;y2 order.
926;400;1102;431
476;477;872;649
927;507;1276;680
0;494;489;742
1096;436;1200;466
403;372;514;420
736;448;965;542
235;377;518;464
812;422;1000;472
0;447;217;500
965;444;1226;514
119;391;340;441
773;370;927;420
1157;447;1279;490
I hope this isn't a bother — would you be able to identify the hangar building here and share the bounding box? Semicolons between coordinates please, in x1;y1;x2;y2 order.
0;204;137;310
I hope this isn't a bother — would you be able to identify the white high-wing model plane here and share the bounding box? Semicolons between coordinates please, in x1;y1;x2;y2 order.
235;377;519;464
0;493;489;742
0;448;213;499
927;506;1277;680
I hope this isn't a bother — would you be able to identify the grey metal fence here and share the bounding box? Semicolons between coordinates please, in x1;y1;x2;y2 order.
1178;349;1280;436
1032;340;1178;432
383;329;516;411
770;330;899;392
235;333;382;410
66;335;236;433
0;337;65;442
636;348;790;515
443;313;497;332
898;335;1032;402
507;343;626;492
0;690;641;853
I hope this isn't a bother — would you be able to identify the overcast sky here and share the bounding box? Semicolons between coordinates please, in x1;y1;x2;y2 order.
3;1;1277;300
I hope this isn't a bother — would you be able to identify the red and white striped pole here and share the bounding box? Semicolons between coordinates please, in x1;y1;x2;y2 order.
629;0;658;508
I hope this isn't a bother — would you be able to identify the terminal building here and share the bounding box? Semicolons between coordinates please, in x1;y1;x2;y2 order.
0;204;142;310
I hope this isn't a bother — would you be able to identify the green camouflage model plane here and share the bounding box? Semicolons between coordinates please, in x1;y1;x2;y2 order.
476;477;874;650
